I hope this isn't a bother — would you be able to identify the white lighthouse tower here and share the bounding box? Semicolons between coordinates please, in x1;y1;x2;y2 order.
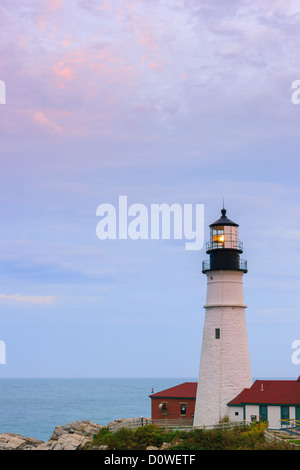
194;207;252;427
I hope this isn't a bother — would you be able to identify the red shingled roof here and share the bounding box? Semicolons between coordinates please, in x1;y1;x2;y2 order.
228;377;300;406
149;382;197;399
149;377;300;404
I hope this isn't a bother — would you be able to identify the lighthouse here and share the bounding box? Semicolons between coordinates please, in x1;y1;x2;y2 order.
193;208;252;427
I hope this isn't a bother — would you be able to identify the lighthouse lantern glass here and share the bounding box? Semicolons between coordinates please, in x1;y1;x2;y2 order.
211;226;225;249
211;225;239;250
224;225;239;249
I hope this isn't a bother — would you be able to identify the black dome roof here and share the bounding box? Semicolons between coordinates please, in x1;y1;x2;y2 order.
209;208;239;227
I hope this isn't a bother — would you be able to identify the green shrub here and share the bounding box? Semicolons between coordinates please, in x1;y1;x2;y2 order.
88;422;297;451
90;424;177;450
130;425;164;449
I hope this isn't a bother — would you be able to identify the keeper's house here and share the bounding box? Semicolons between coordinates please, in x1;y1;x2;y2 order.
149;382;197;422
227;377;300;429
150;377;300;430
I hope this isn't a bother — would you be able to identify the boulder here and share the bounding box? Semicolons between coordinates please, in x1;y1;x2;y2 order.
0;433;43;450
36;432;88;451
51;419;104;440
108;417;152;433
0;420;105;451
160;442;172;450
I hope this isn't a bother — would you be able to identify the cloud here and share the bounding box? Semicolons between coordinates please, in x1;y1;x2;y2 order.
0;239;123;288
0;293;55;304
1;0;300;143
33;110;63;133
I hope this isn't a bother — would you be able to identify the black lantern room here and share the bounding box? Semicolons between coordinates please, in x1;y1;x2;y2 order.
202;208;247;273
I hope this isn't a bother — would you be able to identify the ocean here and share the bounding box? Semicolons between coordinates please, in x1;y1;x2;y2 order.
0;378;195;441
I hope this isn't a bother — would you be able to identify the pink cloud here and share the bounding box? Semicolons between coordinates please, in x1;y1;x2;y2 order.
0;0;299;144
32;108;86;136
54;64;74;80
46;0;63;12
34;110;62;133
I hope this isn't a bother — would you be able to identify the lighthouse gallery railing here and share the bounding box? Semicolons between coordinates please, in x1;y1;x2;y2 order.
202;259;247;272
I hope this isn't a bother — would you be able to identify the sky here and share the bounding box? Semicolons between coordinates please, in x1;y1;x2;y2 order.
0;0;299;379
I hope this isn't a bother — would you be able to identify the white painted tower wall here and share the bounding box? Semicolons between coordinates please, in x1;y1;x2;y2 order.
194;270;252;427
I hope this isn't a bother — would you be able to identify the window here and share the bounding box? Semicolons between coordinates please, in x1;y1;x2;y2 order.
210;225;239;250
159;402;167;415
281;406;290;426
235;412;239;416
211;226;225;249
251;415;257;423
296;406;300;422
215;328;220;339
180;403;187;416
259;405;268;423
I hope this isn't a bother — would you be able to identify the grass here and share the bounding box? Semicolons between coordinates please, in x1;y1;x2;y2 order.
288;439;300;445
83;422;298;451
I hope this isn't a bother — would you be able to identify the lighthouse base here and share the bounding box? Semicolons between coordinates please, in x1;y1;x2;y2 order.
193;304;252;428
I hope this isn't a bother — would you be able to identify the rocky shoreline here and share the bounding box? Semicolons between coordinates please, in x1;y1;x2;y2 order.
0;418;148;451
